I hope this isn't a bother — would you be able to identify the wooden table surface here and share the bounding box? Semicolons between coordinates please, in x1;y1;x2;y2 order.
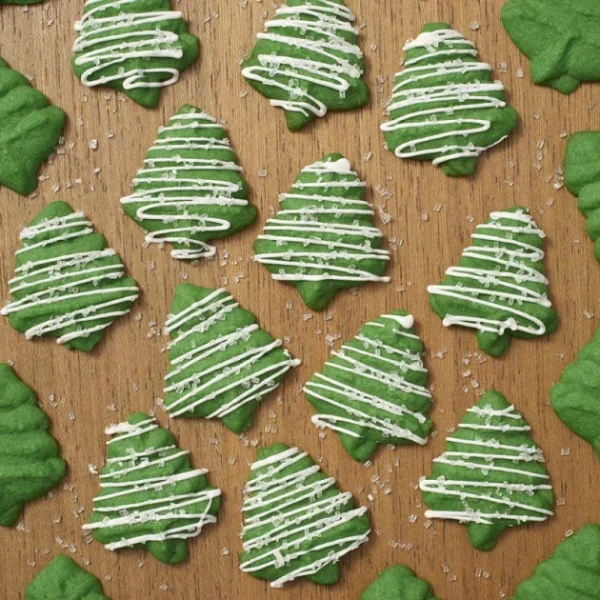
1;1;599;598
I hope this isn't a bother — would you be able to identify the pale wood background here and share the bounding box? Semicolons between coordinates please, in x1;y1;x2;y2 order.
0;1;599;598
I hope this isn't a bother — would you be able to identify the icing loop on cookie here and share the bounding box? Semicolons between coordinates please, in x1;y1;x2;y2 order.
305;312;433;461
1;202;139;351
121;107;256;261
253;154;390;311
240;445;370;587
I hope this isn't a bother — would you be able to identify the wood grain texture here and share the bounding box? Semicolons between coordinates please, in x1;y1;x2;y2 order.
0;1;599;598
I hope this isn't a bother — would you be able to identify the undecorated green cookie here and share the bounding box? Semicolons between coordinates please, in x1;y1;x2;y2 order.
511;524;600;599
0;57;65;195
564;131;600;261
1;201;139;351
253;153;390;311
25;555;110;600
0;363;66;527
121;105;257;260
428;206;557;356
550;326;600;460
72;0;199;108
1;0;43;4
420;390;554;551
240;443;371;587
304;311;433;462
83;413;221;564
502;0;600;94
361;565;439;600
164;284;300;432
381;23;518;177
241;0;369;131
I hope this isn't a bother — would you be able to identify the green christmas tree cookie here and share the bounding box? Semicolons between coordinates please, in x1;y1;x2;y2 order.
304;312;433;462
241;0;369;131
72;0;199;108
0;363;66;527
253;153;390;311
428;206;557;357
511;523;600;599
420;390;554;551
121;105;256;260
240;444;370;587
380;23;518;177
550;327;600;460
361;565;439;600
83;413;221;564
25;555;110;600
1;201;139;352
164;284;300;432
0;57;65;195
564;131;600;261
502;0;600;95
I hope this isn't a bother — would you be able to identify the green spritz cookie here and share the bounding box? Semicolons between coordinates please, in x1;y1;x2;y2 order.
1;201;139;352
361;565;439;600
564;131;600;261
25;555;110;600
72;0;199;108
511;523;600;599
83;413;221;564
380;23;518;177
253;153;390;311
121;105;256;260
0;363;66;527
428;206;557;357
164;284;300;432
239;444;371;587
502;0;600;95
420;390;554;551
550;326;600;460
0;57;65;195
241;0;369;131
304;312;433;462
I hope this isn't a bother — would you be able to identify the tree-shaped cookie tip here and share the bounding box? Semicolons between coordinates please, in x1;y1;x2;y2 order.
164;284;300;432
0;363;66;527
305;311;433;462
420;390;554;551
511;524;600;600
1;201;139;352
72;0;199;108
502;0;600;95
25;555;110;600
550;326;600;461
121;105;257;261
360;565;439;600
428;206;557;356
381;22;518;177
0;57;65;195
253;153;390;311
241;0;369;131
564;131;600;261
240;443;371;587
83;412;221;564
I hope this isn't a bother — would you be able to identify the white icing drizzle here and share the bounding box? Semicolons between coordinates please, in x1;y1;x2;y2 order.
381;28;510;165
164;288;300;419
83;416;221;551
73;0;188;91
241;0;364;120
419;402;553;526
427;210;552;338
240;446;370;588
1;210;139;345
254;157;390;283
305;314;431;446
121;110;251;260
